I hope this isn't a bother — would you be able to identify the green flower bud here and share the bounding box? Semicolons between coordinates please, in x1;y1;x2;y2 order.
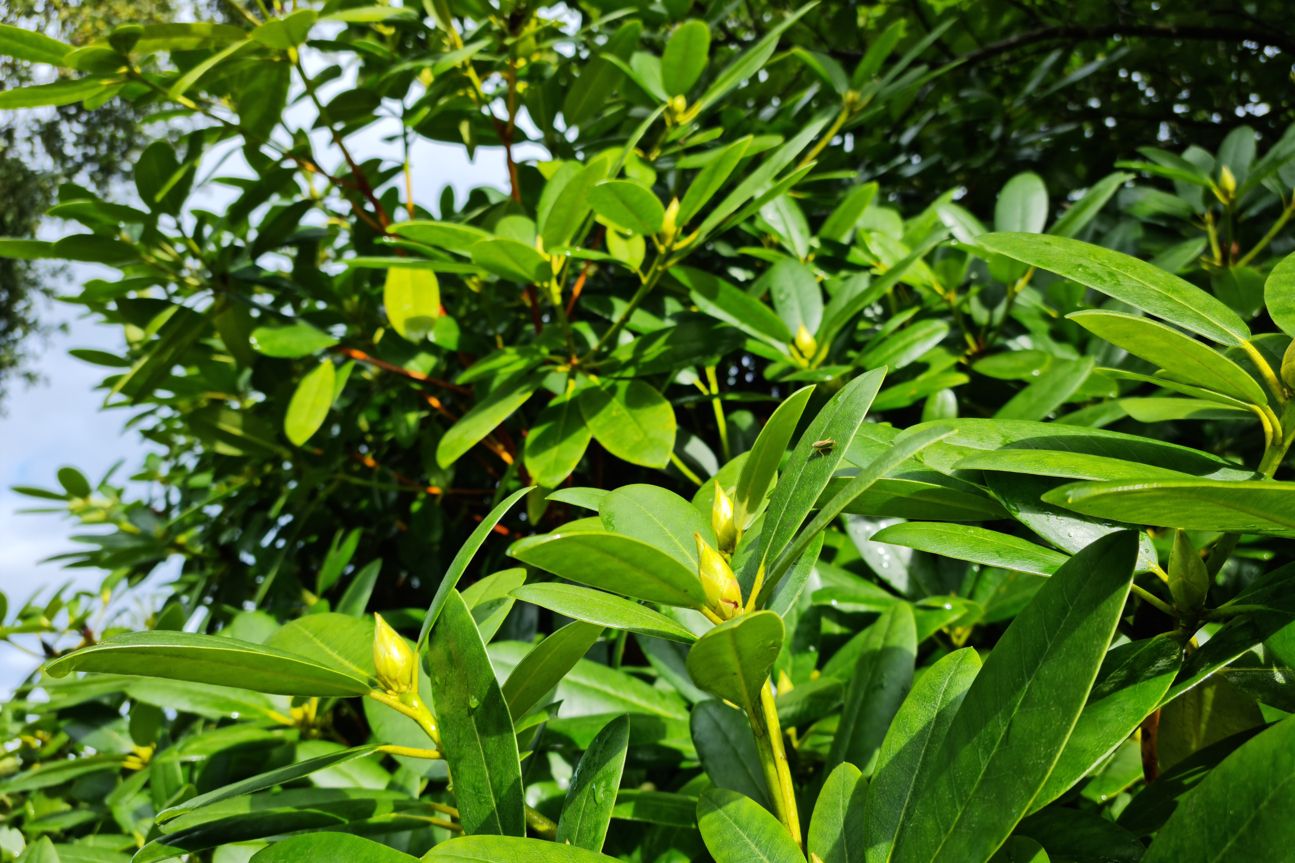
1219;165;1237;198
373;613;418;694
1168;530;1210;615
712;485;739;553
661;197;680;246
696;533;742;619
793;324;817;362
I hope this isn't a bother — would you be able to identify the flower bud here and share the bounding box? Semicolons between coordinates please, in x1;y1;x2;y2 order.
1168;530;1210;615
373;613;418;694
661;197;680;246
1219;165;1237;198
712;486;739;553
696;533;742;619
793;324;817;361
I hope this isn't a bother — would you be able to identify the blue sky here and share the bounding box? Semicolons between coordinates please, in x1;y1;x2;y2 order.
1;122;536;689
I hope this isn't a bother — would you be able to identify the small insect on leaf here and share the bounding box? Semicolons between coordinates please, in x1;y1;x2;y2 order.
811;438;836;457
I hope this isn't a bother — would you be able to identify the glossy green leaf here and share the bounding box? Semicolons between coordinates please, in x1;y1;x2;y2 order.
1032;635;1181;810
422;836;619;862
994;172;1048;234
1069;310;1266;404
679;137;752;225
695;3;812;113
510;530;705;607
734;385;815;528
698;788;803;863
686;611;783;715
249;322;337;358
871;523;1067;576
253;833;416;861
579;380;676;469
525;392;592;488
692;699;773;809
384;267;440;342
865;648;981;863
682;266;792;348
1045;479;1295;533
43;631;371;696
766;258;823;335
891;532;1138;863
556;715;630;851
470;238;549;284
977;233;1250;345
810;762;867;863
829;604;915;774
541;161;609;250
599;483;710;571
427;590;525;836
436;371;543;467
284;360;335;446
953;448;1192;482
994;357;1093;420
1267;252;1295;336
1142;716;1295;863
1049;172;1131;238
661;19;710;96
419;487;531;645
501;622;603;718
512;583;694;643
588;181;664;235
0;23;71;64
0;78;109;108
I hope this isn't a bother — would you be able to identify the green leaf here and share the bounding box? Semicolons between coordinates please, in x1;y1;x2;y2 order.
1142;716;1295;863
829;604;915;774
17;838;59;863
1049;172;1130;239
599;483;710;571
284;360;336;446
502;621;604;718
1069;310;1266;404
994;357;1094;420
0;77;109;108
579;380;676;469
541;161;609;250
679;137;753;226
250;323;338;357
809;762;867;863
428;590;525;836
384;267;440;342
158;744;381;823
661;19;710;96
512;583;694;643
1265;251;1295;337
525;392;592;488
681;266;792;348
695;3;813;114
510;530;705;608
766;258;822;335
697;788;804;863
588;181;664;235
436;371;543;467
1033;635;1181;810
953;448;1192;482
976;233;1250;345
253;833;416;861
692;700;773;809
556;715;630;851
422;836;619;862
249;9;317;49
686;611;783;716
0;24;71;64
995;172;1048;234
891;532;1138;863
871;523;1067;576
43;631;371;696
419;487;531;645
866;648;981;863
470;238;549;284
1044;479;1295;533
734;385;815;528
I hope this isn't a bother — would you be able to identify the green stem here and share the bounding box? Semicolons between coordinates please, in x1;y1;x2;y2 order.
581;252;668;362
669;452;703;487
797;101;851;170
749;682;802;849
1236;195;1295;268
1130;583;1175;617
705;365;731;462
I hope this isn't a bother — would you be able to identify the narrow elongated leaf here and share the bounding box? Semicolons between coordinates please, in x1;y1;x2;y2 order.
686;611;783;716
1049;172;1130;238
810;762;867;863
510;530;705;608
829;604;915;774
891;532;1138;863
0;77;108;108
695;3;813;113
734;385;814;527
679;137;752;225
697;788;804;863
1033;635;1182;810
427;591;525;836
252;833;417;861
422;836;619;862
1142;716;1295;862
512;583;694;643
251;323;338;357
661;19;710;95
502;621;603;718
43;631;370;696
1069;310;1266;404
871;523;1067;576
419;487;530;645
436;371;543;467
994;357;1093;420
284;360;335;446
977;233;1250;345
683;266;791;347
1044;479;1295;533
865;648;981;863
556;715;630;851
0;23;71;64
